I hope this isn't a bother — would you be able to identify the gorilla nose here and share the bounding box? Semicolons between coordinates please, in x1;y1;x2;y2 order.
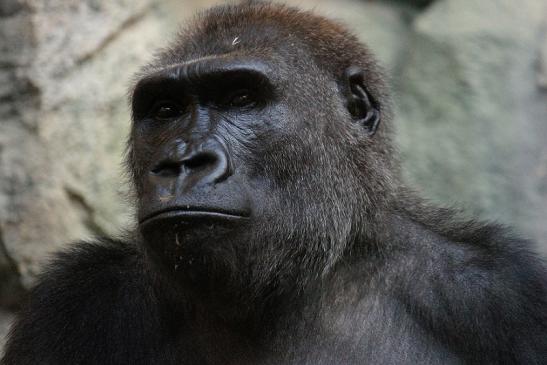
150;140;232;186
182;145;232;185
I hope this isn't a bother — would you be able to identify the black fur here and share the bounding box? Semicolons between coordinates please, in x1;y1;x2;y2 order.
2;2;546;364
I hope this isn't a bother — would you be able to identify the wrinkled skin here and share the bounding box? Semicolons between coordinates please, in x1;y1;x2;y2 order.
2;3;547;365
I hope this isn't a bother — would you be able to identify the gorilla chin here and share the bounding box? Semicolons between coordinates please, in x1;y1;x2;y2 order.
140;205;252;282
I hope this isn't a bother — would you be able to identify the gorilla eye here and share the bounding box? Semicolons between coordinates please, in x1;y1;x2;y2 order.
151;101;182;121
227;90;255;108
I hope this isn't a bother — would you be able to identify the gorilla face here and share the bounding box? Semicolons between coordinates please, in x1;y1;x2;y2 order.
129;43;382;299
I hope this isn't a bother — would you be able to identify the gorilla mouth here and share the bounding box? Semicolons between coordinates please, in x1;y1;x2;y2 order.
139;206;250;226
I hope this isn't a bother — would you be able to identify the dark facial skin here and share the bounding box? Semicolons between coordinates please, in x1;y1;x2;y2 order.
132;59;277;225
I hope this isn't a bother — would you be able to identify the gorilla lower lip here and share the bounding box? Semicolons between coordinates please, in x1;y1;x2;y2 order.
140;208;249;226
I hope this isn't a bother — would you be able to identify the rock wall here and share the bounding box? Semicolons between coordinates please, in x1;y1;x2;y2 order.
395;0;547;255
1;0;546;353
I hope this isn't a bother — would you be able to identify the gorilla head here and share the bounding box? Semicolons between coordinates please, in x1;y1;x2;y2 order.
128;3;397;309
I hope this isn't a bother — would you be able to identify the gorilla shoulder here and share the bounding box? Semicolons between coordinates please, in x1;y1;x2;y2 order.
1;239;164;364
387;216;547;362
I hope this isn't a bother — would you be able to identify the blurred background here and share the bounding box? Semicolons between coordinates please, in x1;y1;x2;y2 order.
1;0;546;352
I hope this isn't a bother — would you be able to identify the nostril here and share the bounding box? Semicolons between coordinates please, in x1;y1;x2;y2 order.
151;161;182;177
183;151;217;170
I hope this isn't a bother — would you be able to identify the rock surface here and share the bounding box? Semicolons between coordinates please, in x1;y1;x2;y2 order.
1;0;546;352
395;0;547;255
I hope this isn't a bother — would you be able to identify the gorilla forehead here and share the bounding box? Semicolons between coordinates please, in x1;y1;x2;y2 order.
144;2;385;93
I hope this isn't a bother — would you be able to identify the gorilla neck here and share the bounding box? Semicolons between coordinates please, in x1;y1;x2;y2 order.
148;260;322;342
141;196;395;334
144;247;330;336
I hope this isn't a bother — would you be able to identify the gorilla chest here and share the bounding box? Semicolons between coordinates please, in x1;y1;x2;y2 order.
161;309;460;365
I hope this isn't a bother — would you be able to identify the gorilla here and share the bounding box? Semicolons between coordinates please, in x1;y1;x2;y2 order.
2;2;547;364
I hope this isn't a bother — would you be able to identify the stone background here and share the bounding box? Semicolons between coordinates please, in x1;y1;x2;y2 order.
1;0;546;352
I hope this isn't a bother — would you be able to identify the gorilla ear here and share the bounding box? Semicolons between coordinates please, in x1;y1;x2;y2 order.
343;66;381;136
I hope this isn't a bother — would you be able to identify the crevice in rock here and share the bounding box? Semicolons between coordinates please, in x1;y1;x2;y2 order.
381;0;437;11
0;229;27;311
65;186;108;237
0;0;27;18
536;23;547;90
74;3;155;67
